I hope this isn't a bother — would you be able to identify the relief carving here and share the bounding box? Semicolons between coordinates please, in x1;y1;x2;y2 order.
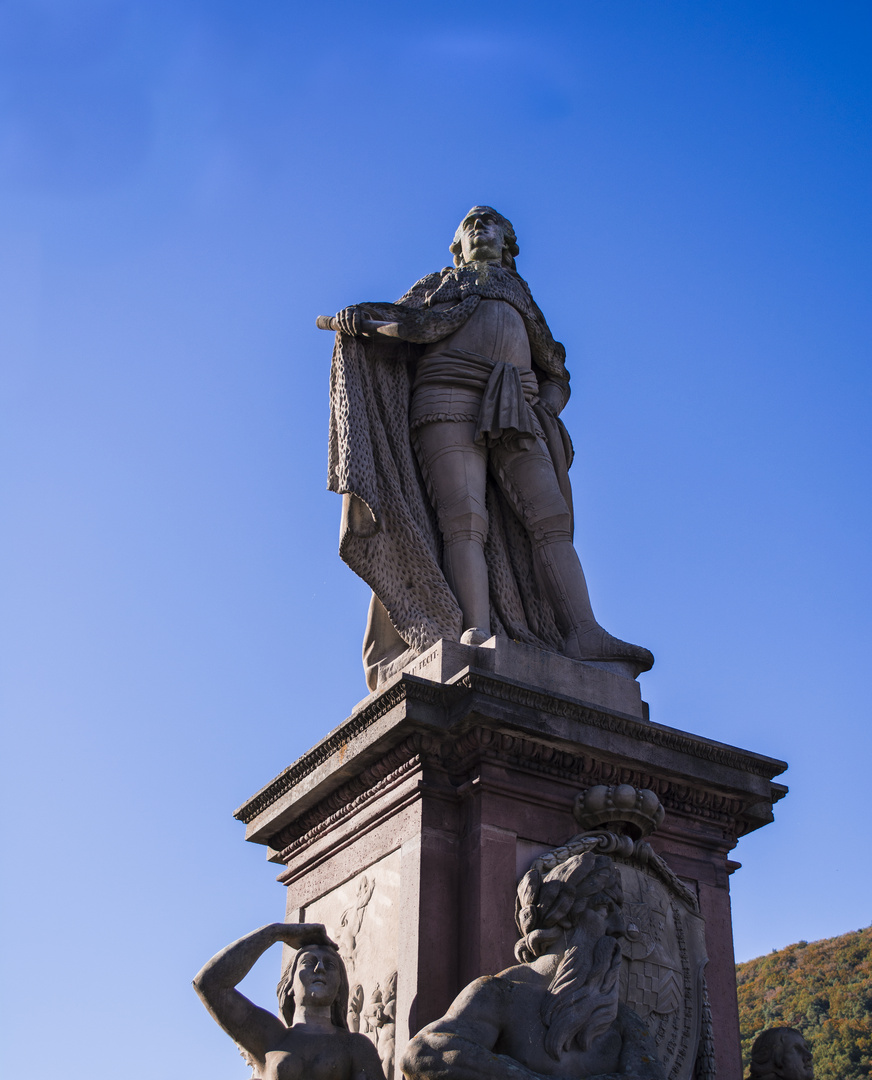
338;874;376;971
567;784;713;1080
363;972;398;1079
302;854;401;1079
349;983;364;1033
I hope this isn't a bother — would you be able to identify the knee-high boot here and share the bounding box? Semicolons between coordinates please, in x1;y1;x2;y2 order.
535;539;653;673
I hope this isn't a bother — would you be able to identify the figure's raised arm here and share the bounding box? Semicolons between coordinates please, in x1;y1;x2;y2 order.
193;922;333;1070
402;977;548;1080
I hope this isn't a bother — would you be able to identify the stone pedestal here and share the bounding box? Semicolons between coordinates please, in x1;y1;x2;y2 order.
236;638;786;1080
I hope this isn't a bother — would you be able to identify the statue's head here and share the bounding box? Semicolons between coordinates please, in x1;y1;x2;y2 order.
276;943;350;1029
515;850;625;962
515;851;626;1060
749;1028;814;1080
450;206;519;270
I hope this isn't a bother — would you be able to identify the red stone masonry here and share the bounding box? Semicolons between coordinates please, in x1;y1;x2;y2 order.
236;638;787;1080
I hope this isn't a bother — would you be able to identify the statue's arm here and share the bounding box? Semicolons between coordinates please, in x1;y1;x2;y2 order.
192;922;332;1069
351;1031;388;1080
536;379;568;416
329;271;444;336
518;276;570;414
402;978;547;1080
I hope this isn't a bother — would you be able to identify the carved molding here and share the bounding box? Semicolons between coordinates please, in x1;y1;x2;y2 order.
268;722;778;861
446;725;760;835
272;733;441;857
454;671;787;780
235;679;446;825
238;670;787;827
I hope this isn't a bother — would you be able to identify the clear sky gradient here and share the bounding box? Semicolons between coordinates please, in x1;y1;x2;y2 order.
2;2;870;1077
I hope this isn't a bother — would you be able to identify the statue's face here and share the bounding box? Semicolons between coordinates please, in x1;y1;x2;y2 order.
292;946;342;1007
457;209;505;265
779;1033;814;1080
570;885;626;948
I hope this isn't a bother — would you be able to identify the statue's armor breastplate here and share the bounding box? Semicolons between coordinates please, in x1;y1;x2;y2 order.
411;300;537;429
422;299;532;369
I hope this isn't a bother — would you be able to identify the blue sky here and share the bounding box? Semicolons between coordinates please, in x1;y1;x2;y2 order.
2;1;870;1076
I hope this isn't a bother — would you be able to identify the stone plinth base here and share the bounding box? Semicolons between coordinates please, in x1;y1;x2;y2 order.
236;638;786;1079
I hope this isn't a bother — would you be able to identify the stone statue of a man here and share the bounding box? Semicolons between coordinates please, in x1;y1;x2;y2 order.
401;850;665;1080
748;1028;814;1080
323;207;653;689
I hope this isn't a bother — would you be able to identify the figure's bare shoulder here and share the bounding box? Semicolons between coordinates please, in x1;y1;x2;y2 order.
347;1028;386;1076
426;971;524;1034
432;976;514;1023
494;960;545;985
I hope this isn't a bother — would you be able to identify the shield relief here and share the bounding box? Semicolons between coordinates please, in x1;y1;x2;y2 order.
567;785;715;1080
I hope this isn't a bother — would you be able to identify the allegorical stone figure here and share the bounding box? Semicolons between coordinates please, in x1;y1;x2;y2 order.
322;207;653;689
193;922;386;1080
748;1028;814;1080
376;971;398;1080
401;850;665;1080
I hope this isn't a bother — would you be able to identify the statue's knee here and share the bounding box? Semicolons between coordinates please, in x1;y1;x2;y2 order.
527;510;573;547
400;1035;432;1080
438;507;489;547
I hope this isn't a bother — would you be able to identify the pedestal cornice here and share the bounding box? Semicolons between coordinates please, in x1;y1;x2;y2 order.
235;662;787;857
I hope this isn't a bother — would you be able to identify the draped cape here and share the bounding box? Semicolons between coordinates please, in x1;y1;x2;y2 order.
327;264;577;690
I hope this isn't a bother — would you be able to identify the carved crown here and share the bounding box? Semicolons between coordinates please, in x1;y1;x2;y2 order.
573;784;665;840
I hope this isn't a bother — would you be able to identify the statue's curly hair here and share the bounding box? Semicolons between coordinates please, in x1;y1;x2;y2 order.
514;850;622;963
450;206;519;270
276;943;350;1030
748;1027;809;1080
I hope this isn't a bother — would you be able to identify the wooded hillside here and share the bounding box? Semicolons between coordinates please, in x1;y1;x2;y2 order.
736;926;872;1079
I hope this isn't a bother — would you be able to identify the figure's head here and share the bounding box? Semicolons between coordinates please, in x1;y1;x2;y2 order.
450;206;519;270
276;944;350;1029
515;851;625;962
515;850;625;1060
749;1028;814;1080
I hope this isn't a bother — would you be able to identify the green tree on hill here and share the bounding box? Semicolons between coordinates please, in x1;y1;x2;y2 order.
737;926;872;1079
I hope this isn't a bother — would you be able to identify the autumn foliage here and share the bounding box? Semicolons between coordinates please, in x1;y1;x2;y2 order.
736;926;872;1079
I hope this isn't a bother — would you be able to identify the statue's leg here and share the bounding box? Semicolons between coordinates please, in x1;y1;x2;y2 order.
492;438;653;671
490;437;597;634
412;421;491;639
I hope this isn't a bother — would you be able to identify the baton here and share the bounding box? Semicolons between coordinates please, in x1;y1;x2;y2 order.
315;315;401;337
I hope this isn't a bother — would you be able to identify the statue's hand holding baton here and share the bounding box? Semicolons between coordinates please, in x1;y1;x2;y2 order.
316;305;401;338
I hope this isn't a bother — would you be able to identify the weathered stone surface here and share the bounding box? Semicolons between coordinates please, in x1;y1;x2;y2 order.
749;1027;814;1080
400;780;716;1080
235;655;786;1078
403;848;667;1080
302;853;401;1079
396;635;647;720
